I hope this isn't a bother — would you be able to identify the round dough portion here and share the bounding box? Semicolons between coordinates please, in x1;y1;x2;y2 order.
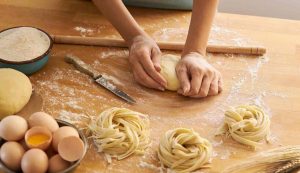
158;128;212;173
216;105;270;148
160;54;181;91
88;107;150;163
0;68;32;118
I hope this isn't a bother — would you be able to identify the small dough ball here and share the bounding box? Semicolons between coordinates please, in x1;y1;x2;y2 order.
0;141;25;171
0;115;28;141
160;54;181;91
0;68;32;118
48;154;71;173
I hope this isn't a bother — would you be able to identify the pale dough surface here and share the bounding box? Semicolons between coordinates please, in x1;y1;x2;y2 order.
0;68;32;118
88;107;150;163
158;128;212;173
216;105;270;148
160;54;181;91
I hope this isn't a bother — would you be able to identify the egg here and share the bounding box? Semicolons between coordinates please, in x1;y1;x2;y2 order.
0;115;28;141
28;112;59;132
52;126;79;151
21;149;48;173
0;141;25;171
58;136;85;162
48;154;71;173
25;126;52;150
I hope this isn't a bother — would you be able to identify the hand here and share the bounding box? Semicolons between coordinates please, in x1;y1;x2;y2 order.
176;52;223;98
128;35;167;90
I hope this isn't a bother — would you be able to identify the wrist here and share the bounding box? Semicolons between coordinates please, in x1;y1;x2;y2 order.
181;51;206;59
126;31;149;47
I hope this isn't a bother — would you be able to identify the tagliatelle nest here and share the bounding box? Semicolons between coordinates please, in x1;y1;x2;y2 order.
158;128;212;173
88;107;150;163
216;105;270;148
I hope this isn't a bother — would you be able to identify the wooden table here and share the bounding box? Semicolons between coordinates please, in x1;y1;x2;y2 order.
1;1;300;173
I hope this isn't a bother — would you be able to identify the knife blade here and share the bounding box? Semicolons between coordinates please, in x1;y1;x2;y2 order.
65;54;136;104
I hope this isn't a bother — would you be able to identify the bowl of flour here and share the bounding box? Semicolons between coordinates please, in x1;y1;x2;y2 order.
0;26;53;74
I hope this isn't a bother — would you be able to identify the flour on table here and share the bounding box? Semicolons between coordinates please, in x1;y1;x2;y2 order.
0;27;50;61
74;26;94;37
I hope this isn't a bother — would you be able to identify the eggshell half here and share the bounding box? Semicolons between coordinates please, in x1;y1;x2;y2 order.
25;126;52;150
58;136;84;162
52;126;79;151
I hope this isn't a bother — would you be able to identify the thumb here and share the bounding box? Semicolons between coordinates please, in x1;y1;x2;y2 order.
151;48;161;72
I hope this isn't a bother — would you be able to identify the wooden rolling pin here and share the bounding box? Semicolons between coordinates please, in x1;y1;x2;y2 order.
51;35;266;55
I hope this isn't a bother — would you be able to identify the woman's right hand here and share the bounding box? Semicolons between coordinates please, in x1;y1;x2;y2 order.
129;35;167;91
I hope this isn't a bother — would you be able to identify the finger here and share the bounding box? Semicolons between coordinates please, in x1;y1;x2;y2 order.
197;75;213;97
151;48;161;72
208;75;219;96
186;69;204;96
138;52;166;87
218;75;223;93
176;65;190;94
133;62;165;91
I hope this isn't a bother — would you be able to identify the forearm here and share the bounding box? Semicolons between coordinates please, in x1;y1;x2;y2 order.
182;0;218;56
92;0;147;45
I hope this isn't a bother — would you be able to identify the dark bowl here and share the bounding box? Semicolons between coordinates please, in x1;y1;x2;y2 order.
0;119;88;173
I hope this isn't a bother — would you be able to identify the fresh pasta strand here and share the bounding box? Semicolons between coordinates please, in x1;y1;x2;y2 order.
158;128;212;173
222;145;300;173
216;105;270;148
88;107;150;162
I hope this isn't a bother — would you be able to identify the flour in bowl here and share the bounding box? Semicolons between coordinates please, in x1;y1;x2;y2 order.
0;27;50;62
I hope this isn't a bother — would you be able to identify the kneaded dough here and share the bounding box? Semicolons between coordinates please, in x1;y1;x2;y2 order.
216;105;270;148
160;54;181;91
88;107;150;163
0;68;32;118
158;128;212;173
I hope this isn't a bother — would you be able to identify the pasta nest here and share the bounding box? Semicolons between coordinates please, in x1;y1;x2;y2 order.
88;107;150;162
158;128;212;173
217;105;270;148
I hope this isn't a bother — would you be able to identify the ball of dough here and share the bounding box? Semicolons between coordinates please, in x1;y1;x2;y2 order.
158;128;212;173
0;68;32;118
160;54;181;91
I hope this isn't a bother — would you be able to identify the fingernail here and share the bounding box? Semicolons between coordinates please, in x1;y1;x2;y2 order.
183;87;188;94
159;87;165;91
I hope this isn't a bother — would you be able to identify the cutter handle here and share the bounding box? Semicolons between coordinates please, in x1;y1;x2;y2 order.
65;55;100;79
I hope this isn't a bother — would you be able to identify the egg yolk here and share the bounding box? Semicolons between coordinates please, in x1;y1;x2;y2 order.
27;134;50;146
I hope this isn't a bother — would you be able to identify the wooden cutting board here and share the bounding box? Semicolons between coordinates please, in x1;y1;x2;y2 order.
2;1;300;173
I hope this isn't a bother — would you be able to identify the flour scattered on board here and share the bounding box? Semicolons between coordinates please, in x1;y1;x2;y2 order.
74;26;94;37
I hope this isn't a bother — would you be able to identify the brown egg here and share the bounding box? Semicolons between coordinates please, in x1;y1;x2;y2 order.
25;126;52;150
0;115;28;141
58;136;85;162
28;112;59;132
48;154;71;173
21;149;48;173
52;126;79;151
0;141;25;171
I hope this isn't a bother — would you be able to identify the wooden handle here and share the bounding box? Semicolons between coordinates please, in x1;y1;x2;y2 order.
64;54;100;79
52;35;266;55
